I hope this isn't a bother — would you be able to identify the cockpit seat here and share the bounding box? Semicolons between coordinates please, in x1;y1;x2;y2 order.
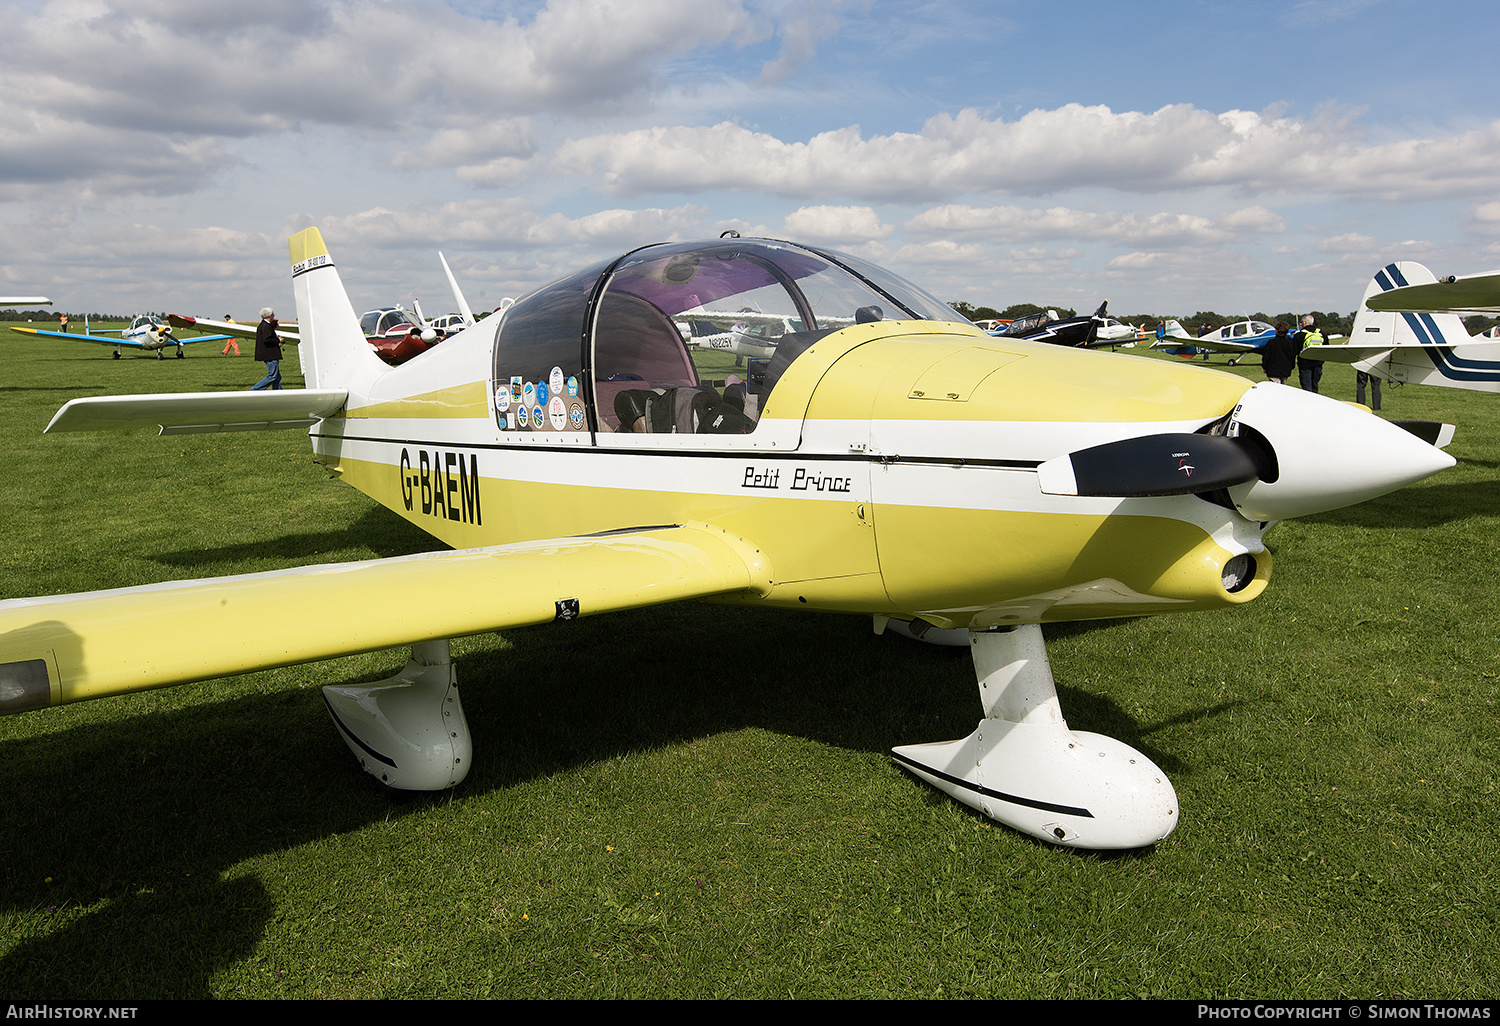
614;387;755;434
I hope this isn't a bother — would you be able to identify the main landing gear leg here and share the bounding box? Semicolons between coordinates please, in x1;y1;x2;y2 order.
322;639;472;790
891;624;1177;849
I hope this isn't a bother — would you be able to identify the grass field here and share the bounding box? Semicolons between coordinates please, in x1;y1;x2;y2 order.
0;331;1496;999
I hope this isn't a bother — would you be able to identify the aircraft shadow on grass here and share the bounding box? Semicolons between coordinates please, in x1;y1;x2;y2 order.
0;596;1235;995
150;505;437;568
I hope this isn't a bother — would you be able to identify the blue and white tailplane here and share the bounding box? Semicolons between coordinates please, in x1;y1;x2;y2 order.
288;227;389;394
1352;262;1500;392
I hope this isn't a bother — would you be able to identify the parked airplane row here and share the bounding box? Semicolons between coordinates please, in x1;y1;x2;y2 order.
1140;260;1500;395
11;253;494;365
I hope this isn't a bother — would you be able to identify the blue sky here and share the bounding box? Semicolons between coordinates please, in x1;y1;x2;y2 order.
2;0;1498;320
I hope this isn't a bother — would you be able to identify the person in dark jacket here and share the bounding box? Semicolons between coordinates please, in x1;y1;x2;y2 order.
1261;321;1298;384
250;307;283;390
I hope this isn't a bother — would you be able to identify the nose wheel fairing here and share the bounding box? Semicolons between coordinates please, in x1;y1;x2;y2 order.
892;624;1178;849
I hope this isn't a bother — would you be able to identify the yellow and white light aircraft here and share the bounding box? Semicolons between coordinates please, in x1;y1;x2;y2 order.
0;229;1458;849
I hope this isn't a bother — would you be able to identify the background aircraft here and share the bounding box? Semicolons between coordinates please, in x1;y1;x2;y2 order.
1;296;50;306
10;313;231;359
1172;319;1277;364
1365;266;1500;315
0;230;1454;851
1302;262;1500;393
1094;314;1142;345
990;301;1109;347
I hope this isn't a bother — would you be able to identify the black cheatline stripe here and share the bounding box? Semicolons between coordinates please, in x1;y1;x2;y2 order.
322;694;398;768
891;750;1094;818
291;260;335;280
310;430;1041;469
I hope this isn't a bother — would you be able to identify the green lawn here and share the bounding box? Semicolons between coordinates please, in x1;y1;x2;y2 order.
0;334;1496;999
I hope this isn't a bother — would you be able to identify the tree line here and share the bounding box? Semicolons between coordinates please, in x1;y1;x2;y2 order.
950;301;1500;338
0;310;162;322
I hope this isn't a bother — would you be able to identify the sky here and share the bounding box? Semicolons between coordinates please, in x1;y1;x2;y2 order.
2;0;1499;321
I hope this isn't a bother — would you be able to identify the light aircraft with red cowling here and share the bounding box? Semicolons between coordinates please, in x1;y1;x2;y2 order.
0;229;1457;850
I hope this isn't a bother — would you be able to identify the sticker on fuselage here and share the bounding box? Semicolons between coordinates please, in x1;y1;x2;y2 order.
399;447;482;525
548;395;567;431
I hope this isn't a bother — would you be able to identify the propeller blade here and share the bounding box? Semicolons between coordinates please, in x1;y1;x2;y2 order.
1391;420;1456;449
1036;433;1262;497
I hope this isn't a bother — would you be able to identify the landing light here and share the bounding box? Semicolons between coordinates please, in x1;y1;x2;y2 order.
1222;554;1255;593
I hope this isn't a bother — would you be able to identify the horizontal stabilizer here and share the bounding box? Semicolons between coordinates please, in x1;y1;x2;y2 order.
1298;344;1393;364
0;523;770;712
46;390;348;434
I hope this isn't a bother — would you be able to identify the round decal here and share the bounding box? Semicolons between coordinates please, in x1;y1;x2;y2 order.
550;366;565;398
523;381;536;407
567;400;586;431
566;375;579;398
531;405;544;430
495;384;511;411
549;395;567;431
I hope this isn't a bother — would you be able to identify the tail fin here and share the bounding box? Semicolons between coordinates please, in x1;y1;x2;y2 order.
439;251;477;327
1353;261;1475;351
288;228;386;392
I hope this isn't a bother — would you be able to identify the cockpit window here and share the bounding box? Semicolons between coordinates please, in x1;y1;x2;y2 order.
593;239;919;435
490;238;961;440
490;260;608;434
807;247;969;325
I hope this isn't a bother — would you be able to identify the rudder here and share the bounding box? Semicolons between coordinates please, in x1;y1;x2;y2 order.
289;228;386;392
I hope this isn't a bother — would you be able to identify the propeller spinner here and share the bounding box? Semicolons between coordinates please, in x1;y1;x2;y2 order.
1037;383;1454;521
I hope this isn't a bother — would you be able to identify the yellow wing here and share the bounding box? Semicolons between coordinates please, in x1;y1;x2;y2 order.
0;523;770;713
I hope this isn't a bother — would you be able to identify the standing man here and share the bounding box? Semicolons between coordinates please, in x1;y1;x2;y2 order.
250;307;283;390
1356;368;1382;410
1296;314;1324;394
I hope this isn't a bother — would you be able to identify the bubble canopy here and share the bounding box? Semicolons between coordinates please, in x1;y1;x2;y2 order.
489;238;966;437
